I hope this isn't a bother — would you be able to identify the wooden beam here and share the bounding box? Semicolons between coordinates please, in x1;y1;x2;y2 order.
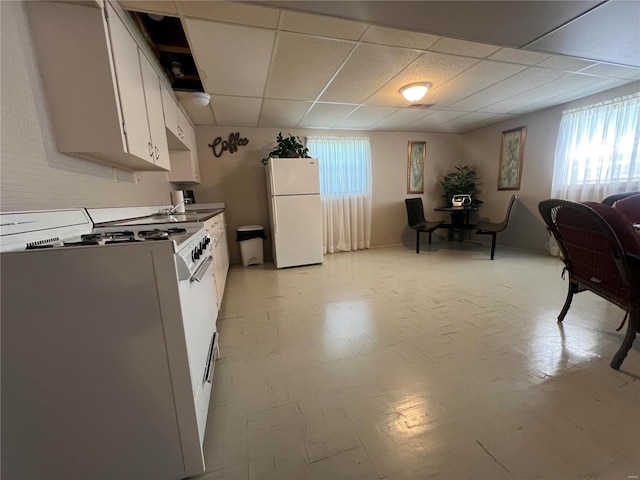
156;44;191;55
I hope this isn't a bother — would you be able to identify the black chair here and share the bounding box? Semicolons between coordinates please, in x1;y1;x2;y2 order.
475;195;517;259
602;191;640;206
405;198;444;254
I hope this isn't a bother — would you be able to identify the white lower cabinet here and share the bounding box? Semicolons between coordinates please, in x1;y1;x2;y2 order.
204;213;229;308
26;2;170;171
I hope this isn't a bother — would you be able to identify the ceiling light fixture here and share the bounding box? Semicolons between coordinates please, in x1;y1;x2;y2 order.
170;61;184;78
190;92;211;107
400;82;432;102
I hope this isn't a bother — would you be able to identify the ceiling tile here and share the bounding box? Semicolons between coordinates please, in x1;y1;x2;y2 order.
429;38;501;58
260;1;603;49
177;1;280;28
446;67;568;112
579;63;640;78
279;11;367;40
298;103;358;128
211;96;262;126
431;112;506;133
334;105;399;129
136;0;637;133
184;19;275;97
535;55;597;72
488;47;551;65
525;1;640;68
511;77;631;115
427;60;528;107
118;1;178;15
361;26;440;50
176;92;216;126
320;44;421;103
487;73;609;114
259;99;312;128
620;70;640;81
265;32;355;101
366;51;480;107
368;108;432;130
405;109;468;130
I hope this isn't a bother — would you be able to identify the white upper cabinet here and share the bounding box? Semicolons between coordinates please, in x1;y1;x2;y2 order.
139;52;170;170
161;84;180;143
108;9;153;164
163;84;200;184
161;84;191;151
26;2;171;172
168;111;200;184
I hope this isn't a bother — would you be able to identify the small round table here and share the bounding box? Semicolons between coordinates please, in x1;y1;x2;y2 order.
434;205;478;241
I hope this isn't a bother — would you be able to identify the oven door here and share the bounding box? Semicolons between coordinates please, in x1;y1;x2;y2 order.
177;254;218;443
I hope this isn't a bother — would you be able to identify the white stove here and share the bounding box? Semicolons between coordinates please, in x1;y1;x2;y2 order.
0;208;219;480
0;208;212;281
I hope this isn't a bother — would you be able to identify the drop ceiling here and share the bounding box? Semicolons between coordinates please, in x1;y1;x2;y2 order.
119;0;640;133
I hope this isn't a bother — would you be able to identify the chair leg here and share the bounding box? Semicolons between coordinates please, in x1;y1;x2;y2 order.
416;230;420;254
610;310;638;370
428;231;432;244
490;233;496;259
558;282;577;322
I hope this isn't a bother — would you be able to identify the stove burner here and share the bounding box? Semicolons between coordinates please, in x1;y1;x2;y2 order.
138;228;187;241
81;231;136;242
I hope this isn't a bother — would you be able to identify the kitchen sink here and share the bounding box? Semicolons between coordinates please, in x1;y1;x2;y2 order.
149;209;223;222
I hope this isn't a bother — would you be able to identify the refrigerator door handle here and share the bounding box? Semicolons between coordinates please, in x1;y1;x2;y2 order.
269;161;276;195
272;196;278;233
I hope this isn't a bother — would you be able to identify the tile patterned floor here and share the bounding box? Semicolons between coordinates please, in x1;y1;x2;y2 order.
194;243;640;480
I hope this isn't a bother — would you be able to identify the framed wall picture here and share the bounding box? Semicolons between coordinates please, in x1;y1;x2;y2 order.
498;126;526;190
407;141;426;194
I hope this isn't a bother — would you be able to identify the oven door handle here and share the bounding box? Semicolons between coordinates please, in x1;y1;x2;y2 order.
204;332;219;384
190;256;213;283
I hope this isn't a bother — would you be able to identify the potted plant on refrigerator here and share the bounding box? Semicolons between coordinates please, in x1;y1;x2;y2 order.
261;132;310;165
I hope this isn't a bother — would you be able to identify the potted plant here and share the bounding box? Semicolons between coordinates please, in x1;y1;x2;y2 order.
440;164;483;207
261;132;310;165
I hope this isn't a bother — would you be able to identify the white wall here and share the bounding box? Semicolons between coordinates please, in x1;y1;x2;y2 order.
0;1;172;212
462;81;640;253
191;127;463;263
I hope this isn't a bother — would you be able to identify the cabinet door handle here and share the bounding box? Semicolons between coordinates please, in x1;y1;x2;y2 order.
154;146;160;160
148;142;153;158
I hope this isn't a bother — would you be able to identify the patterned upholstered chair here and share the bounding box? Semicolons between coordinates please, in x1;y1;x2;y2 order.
539;199;640;370
613;193;640;223
601;191;640;206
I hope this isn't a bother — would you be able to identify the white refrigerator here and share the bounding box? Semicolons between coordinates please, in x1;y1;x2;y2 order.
266;157;324;269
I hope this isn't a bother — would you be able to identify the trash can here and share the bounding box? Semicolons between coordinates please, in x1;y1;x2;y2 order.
236;225;266;266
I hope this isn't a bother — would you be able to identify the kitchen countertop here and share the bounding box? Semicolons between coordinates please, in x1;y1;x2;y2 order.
93;208;224;228
88;203;225;227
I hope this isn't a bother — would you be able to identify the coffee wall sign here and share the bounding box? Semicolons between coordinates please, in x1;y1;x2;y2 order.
209;132;249;158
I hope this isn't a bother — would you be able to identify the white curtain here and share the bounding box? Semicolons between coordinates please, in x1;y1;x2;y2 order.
551;92;640;202
307;136;372;254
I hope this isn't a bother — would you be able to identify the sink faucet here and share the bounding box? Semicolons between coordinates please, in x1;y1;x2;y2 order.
168;201;185;215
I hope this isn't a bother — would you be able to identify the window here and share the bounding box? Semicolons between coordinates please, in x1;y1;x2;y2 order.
551;92;640;201
307;136;372;196
307;136;372;253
